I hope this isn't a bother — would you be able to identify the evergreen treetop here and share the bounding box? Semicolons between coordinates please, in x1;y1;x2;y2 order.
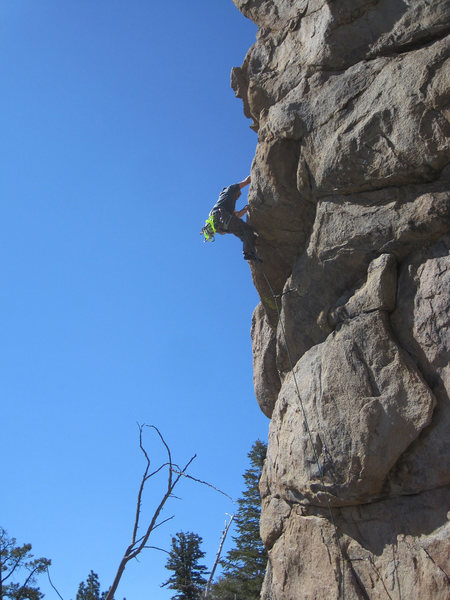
211;440;267;600
0;527;51;600
162;531;208;600
76;570;107;600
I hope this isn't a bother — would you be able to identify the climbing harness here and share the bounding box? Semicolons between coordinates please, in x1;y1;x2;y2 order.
201;210;263;264
201;214;217;243
200;210;232;243
260;266;347;600
212;209;233;232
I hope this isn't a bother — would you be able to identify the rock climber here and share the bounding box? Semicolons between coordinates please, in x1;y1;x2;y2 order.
201;175;262;262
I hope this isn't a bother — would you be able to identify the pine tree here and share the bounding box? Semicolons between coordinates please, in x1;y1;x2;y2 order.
211;441;267;600
75;571;126;600
76;571;106;600
162;532;208;600
0;528;51;600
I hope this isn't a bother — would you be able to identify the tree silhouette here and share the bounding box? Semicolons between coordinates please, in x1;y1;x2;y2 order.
162;532;208;600
76;571;106;600
211;441;267;600
0;528;50;600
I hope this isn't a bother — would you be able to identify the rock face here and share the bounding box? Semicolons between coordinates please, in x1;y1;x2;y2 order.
233;1;450;598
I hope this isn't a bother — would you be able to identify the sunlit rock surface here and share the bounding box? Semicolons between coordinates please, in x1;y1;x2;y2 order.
233;0;450;597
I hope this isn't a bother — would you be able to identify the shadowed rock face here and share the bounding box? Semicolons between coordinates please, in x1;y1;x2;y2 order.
232;0;450;598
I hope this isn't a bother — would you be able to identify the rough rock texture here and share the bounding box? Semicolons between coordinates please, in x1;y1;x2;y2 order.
232;0;450;598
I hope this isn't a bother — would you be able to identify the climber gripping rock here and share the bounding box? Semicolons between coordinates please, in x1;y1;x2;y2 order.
201;175;262;262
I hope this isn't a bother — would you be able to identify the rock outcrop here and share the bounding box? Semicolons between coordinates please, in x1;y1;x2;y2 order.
232;1;450;597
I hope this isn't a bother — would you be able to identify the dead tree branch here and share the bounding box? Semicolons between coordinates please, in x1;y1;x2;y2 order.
171;470;235;503
104;424;196;600
204;514;235;599
46;567;64;600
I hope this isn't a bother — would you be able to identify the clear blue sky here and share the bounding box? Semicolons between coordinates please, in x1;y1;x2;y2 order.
0;2;268;598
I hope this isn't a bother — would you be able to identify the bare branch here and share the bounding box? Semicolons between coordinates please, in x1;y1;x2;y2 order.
131;424;151;545
128;454;197;561
169;494;183;501
133;515;175;546
143;546;171;555
104;424;232;600
47;567;65;600
204;515;235;599
171;470;235;503
104;426;197;600
144;424;174;489
151;516;175;532
148;462;171;478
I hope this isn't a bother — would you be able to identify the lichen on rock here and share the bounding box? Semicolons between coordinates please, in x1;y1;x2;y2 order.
232;0;450;597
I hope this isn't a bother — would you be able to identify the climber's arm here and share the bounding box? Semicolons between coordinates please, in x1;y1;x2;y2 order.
238;175;251;189
235;205;249;219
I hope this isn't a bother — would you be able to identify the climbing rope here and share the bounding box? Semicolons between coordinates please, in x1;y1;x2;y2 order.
260;267;347;599
274;287;299;298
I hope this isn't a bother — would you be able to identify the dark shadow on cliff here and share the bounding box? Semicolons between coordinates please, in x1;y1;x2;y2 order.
335;486;450;556
391;233;450;390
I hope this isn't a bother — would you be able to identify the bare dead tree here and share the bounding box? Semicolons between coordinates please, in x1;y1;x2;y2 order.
204;514;235;599
104;424;197;600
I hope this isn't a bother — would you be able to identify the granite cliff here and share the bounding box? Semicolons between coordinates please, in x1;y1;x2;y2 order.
231;1;450;598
